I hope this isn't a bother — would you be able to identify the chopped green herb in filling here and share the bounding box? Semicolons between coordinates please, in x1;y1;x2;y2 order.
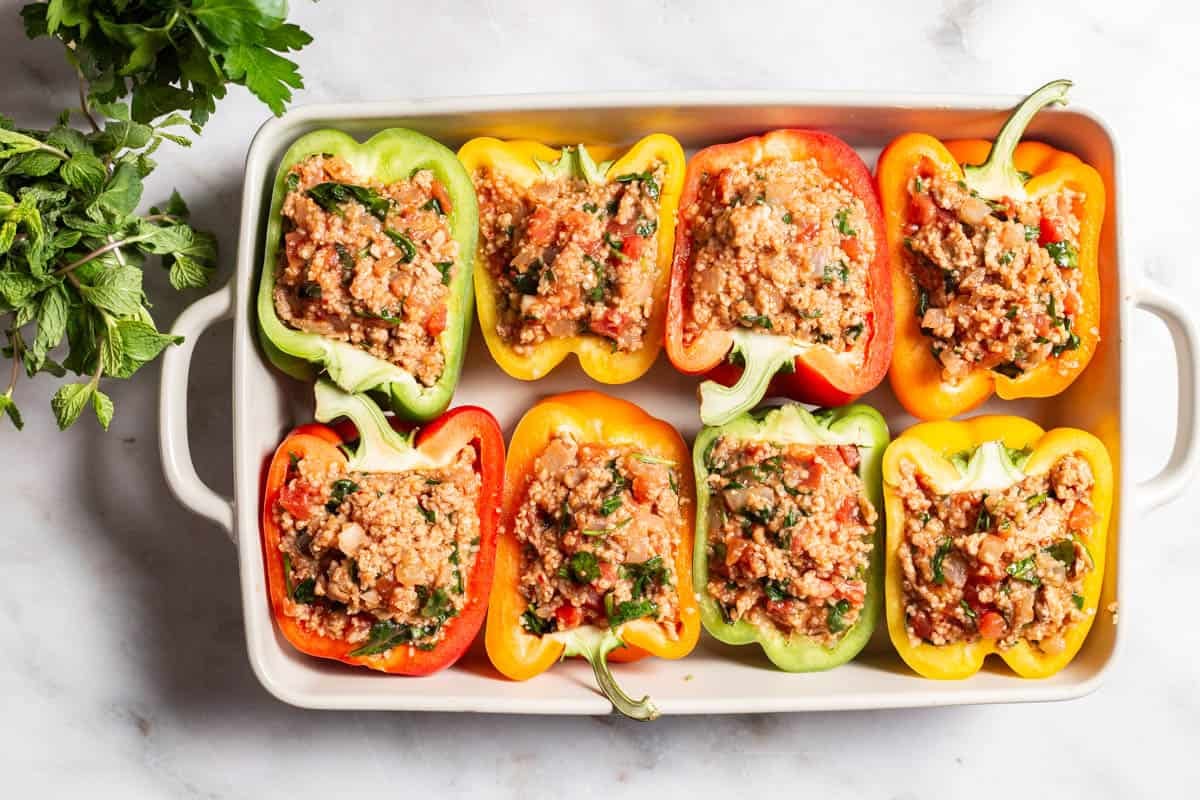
276;154;458;388
513;432;683;635
905;172;1086;384
474;160;665;355
704;436;875;645
897;453;1096;653
273;445;481;651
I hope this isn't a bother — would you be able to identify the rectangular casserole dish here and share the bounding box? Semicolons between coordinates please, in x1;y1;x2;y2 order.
158;91;1200;714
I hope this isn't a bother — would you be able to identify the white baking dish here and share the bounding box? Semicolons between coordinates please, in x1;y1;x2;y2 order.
159;91;1199;714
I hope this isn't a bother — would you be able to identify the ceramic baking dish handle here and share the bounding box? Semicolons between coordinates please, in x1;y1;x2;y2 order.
1135;279;1200;511
159;282;236;540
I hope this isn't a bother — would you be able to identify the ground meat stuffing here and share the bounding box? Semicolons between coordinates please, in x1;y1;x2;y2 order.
897;452;1098;653
904;171;1089;383
702;438;876;646
274;154;459;387
683;157;875;356
513;433;685;636
475;162;664;354
273;446;480;650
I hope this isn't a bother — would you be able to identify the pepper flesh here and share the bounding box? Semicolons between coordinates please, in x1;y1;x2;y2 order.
882;415;1113;679
877;80;1106;420
692;403;890;671
458;135;685;384
665;130;894;425
260;381;504;675
257;128;479;422
485;391;700;719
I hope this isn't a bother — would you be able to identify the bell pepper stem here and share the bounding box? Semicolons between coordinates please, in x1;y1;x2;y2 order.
313;379;431;473
963;79;1072;201
560;626;659;721
698;330;803;426
535;144;613;184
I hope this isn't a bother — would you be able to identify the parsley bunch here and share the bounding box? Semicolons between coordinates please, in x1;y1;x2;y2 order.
22;1;313;122
2;1;311;431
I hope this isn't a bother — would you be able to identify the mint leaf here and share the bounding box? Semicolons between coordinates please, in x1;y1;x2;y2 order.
167;254;213;290
51;382;94;430
61;152;107;195
0;394;23;430
115;319;182;362
82;265;143;316
92;388;114;430
93;162;143;217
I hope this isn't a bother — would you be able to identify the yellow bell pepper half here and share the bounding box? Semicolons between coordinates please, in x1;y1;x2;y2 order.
458;134;685;383
882;415;1113;679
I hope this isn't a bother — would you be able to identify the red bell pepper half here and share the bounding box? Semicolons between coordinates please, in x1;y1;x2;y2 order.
665;130;894;425
261;380;504;675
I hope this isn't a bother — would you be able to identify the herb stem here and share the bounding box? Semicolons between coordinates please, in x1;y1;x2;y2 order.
75;66;100;134
54;235;142;276
5;328;22;397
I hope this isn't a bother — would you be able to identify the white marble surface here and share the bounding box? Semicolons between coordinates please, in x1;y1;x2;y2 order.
3;0;1198;795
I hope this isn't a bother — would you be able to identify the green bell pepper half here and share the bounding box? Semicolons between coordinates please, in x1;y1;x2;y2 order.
256;128;479;421
692;402;890;671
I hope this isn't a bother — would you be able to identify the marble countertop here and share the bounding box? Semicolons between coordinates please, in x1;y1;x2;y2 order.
3;0;1197;796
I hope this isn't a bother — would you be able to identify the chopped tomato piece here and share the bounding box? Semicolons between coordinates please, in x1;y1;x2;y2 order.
840;236;862;259
425;305;447;337
1034;314;1052;337
554;604;583;629
621;234;646;260
909;611;933;641
726;538;749;567
590;310;625;340
563;209;592;231
525;206;555;246
765;599;798;618
795;219;820;242
430;180;453;216
837;445;861;470
1039;215;1067;245
978;611;1007;640
801;459;824;488
597;560;619;585
910;191;936;225
1063;290;1081;316
1068;501;1096;532
278;481;319;521
835;496;860;524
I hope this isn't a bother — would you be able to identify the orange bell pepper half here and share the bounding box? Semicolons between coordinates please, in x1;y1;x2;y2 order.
882;415;1113;679
458;135;685;384
485;391;700;719
665;129;894;425
261;381;504;675
876;80;1106;420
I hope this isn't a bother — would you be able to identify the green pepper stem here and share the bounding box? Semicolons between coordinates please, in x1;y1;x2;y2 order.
313;379;430;473
561;626;659;721
963;79;1072;201
534;144;613;185
698;330;802;427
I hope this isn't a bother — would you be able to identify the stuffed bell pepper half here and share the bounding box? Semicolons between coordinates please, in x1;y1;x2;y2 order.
459;135;685;383
261;380;504;674
877;80;1106;420
257;128;479;421
883;415;1112;679
666;130;893;426
693;403;889;671
486;392;700;720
